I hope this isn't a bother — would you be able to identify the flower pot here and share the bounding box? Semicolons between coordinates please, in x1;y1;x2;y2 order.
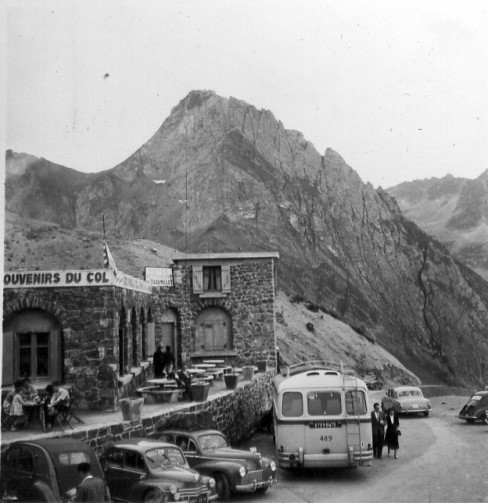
191;383;210;402
120;398;144;421
257;360;267;372
224;374;239;390
242;366;255;381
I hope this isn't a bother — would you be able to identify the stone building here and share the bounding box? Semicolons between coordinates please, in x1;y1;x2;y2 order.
2;252;279;410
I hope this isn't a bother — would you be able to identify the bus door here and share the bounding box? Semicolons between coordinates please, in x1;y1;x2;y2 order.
305;390;345;457
344;389;370;461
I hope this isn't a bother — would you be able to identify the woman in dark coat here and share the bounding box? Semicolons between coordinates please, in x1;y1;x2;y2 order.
153;345;165;378
385;407;400;459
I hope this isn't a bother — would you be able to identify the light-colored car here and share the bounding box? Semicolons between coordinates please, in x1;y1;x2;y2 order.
381;386;431;416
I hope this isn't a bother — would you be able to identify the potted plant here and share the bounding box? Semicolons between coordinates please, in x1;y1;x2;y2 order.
119;397;144;421
242;365;254;380
224;373;239;390
190;382;210;401
256;359;267;372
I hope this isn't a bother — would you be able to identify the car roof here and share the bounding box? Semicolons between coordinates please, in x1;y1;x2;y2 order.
9;438;94;454
111;438;177;450
474;390;488;396
159;428;225;436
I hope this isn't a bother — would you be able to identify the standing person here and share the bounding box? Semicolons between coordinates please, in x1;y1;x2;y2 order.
9;382;28;431
371;402;385;458
162;346;176;378
153;345;165;378
385;407;400;459
42;385;55;430
73;462;106;502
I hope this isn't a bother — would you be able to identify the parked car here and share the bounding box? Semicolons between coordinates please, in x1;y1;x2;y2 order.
150;428;277;500
100;438;216;503
0;438;109;503
458;391;488;423
381;386;431;416
362;373;384;390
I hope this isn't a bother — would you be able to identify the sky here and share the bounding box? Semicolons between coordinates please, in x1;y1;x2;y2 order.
4;0;488;188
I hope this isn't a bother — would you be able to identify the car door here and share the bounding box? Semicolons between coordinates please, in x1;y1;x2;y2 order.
176;435;200;468
5;445;37;500
102;448;127;501
122;449;148;499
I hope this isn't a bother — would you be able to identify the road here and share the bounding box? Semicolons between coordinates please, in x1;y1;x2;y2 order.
235;394;488;503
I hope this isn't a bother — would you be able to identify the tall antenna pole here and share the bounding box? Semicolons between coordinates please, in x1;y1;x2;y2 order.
102;212;106;240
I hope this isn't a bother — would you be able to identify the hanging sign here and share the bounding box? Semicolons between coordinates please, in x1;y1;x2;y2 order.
144;267;174;287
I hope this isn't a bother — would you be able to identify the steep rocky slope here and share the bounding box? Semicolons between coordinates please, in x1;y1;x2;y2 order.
3;212;417;384
6;90;488;387
388;172;488;279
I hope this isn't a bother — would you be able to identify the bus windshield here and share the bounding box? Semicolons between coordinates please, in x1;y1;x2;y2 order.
307;391;342;415
282;392;303;417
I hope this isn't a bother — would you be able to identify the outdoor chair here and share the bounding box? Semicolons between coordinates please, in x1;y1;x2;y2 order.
53;397;85;432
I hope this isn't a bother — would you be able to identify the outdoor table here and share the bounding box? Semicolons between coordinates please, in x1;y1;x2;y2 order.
202;359;225;365
221;366;233;375
192;363;216;369
187;369;206;376
147;379;177;388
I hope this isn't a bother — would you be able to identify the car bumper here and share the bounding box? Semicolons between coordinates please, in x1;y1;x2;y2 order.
235;477;277;492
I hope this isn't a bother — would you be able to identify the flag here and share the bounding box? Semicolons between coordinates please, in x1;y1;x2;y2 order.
103;240;118;275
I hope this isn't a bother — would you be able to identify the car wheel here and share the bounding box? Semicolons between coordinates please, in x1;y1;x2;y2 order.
423;411;429;417
466;418;475;424
256;486;269;494
143;489;168;503
214;473;231;501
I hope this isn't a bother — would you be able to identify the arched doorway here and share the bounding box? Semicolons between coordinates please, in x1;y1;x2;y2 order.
3;309;62;386
195;307;232;352
159;309;178;362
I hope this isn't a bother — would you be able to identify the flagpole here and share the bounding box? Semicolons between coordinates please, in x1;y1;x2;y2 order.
102;213;106;241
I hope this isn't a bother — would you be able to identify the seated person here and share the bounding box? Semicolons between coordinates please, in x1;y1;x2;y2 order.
42;385;55;429
2;380;23;429
46;381;70;429
21;377;39;402
175;364;192;400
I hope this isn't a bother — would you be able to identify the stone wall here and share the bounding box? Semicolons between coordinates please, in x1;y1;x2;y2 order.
1;372;275;453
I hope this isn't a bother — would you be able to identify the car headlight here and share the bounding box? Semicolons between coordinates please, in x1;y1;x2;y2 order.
270;461;277;471
174;493;181;502
170;484;178;495
209;478;216;488
239;466;247;478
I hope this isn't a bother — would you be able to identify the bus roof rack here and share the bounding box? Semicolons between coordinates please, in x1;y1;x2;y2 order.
286;360;356;377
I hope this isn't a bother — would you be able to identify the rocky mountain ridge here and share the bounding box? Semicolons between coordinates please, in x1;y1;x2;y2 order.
5;89;488;387
388;172;488;279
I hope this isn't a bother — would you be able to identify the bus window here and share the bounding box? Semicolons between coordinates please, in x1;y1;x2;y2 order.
282;392;303;417
346;390;367;415
307;391;342;415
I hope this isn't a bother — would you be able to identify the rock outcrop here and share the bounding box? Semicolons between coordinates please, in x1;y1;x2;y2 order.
6;90;488;387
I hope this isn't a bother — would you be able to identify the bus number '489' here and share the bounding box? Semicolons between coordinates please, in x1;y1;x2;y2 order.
320;435;332;442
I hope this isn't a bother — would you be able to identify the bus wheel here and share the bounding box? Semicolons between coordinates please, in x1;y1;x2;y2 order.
256;486;269;494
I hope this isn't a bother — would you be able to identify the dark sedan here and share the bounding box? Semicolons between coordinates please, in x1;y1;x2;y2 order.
150;429;277;500
458;391;488;423
0;438;109;503
100;438;216;503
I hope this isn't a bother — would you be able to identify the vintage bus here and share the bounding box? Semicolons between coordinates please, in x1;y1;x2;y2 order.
272;361;373;469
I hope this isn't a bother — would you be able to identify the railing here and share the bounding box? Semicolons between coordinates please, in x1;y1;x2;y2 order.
286;360;356;377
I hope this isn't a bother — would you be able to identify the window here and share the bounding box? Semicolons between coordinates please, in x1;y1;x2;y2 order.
346;390;367;415
282;392;303;417
58;452;91;466
203;267;222;291
187;440;197;453
105;449;124;468
18;332;50;378
307;391;342;416
125;451;145;471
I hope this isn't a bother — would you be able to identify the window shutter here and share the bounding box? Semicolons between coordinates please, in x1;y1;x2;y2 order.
193;266;203;293
221;265;231;293
147;322;156;355
2;332;14;385
50;331;61;382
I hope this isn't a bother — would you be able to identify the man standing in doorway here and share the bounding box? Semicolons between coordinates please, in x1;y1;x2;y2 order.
162;345;176;378
371;402;385;458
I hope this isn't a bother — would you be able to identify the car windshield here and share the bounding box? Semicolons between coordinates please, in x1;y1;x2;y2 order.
146;447;186;468
467;395;482;405
198;434;229;451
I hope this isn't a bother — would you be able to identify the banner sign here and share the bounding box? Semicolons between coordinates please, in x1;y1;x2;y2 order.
144;267;174;287
3;269;153;294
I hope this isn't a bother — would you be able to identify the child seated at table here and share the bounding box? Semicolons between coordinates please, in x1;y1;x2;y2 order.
21;377;39;402
9;382;28;431
176;364;193;400
46;382;70;429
